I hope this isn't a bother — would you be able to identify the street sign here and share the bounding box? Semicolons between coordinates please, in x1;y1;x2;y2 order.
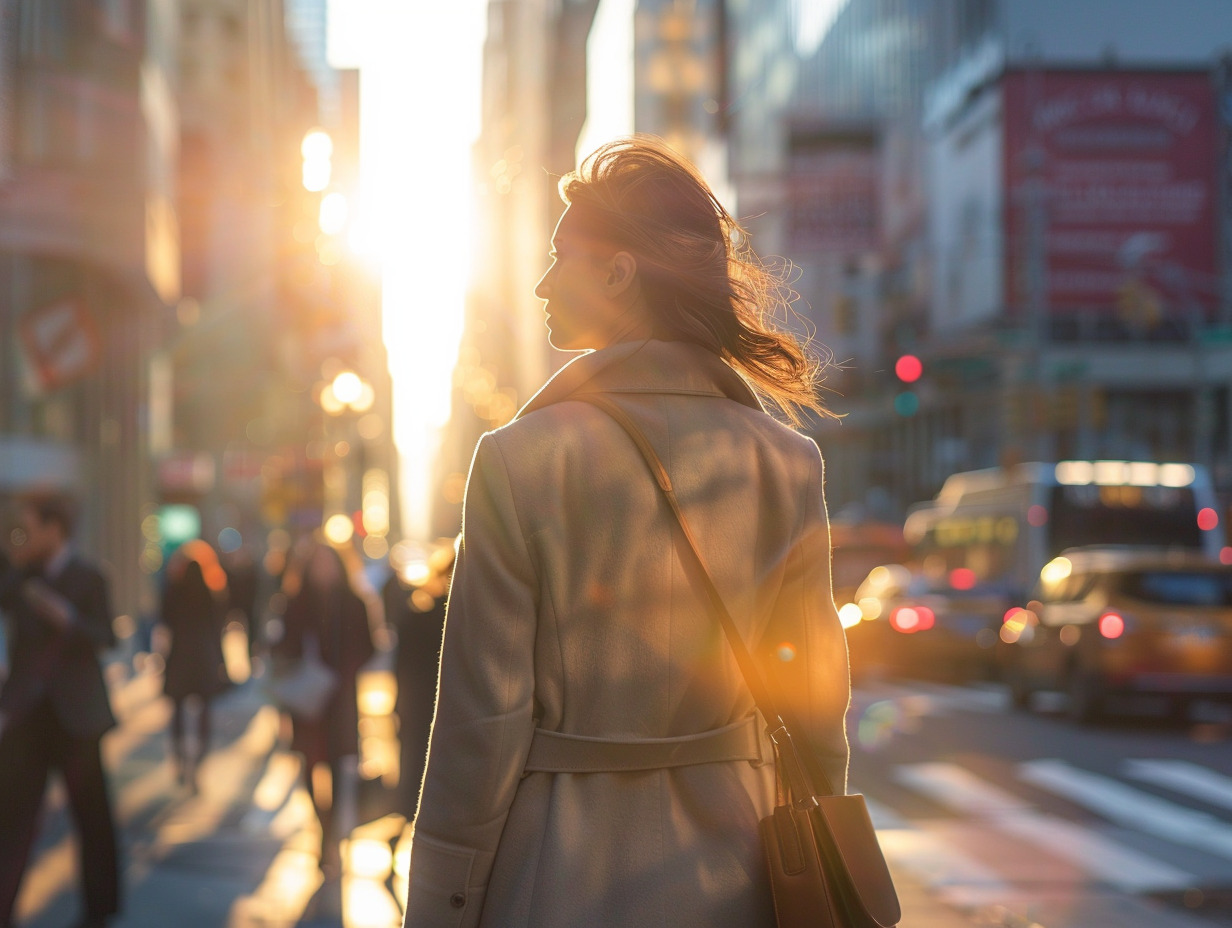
18;298;101;392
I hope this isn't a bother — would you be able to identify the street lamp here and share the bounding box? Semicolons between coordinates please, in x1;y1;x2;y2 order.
320;370;375;416
317;371;387;558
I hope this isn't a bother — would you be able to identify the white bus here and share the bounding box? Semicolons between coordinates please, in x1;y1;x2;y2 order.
903;460;1226;603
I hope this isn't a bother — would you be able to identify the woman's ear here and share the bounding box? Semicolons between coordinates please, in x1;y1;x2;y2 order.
605;251;639;298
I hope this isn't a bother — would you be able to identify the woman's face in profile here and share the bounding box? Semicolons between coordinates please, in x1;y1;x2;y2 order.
534;207;625;351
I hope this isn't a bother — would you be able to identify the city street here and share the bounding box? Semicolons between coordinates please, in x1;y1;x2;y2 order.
851;677;1232;928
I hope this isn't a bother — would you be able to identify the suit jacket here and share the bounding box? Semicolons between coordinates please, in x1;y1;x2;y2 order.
0;550;117;740
404;339;850;928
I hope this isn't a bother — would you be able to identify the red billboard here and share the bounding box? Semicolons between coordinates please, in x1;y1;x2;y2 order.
786;128;879;255
1002;70;1218;317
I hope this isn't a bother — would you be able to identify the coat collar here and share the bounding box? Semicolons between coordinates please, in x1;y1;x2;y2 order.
515;339;764;420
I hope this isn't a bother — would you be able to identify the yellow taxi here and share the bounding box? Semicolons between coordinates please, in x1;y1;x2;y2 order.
999;547;1232;723
843;564;1007;683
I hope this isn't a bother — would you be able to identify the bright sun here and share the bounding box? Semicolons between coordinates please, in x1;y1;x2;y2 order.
329;0;487;540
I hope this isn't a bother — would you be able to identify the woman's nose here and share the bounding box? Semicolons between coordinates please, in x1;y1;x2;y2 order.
534;271;551;300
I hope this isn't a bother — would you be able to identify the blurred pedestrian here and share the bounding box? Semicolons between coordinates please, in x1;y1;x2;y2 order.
0;491;120;928
273;540;374;877
385;542;454;814
159;540;228;789
402;138;849;928
222;543;260;655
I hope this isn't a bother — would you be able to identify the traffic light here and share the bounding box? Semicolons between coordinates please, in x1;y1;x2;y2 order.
894;391;920;416
895;354;923;383
894;354;922;416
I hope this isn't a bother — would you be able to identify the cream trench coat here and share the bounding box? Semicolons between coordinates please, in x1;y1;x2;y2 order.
404;339;850;928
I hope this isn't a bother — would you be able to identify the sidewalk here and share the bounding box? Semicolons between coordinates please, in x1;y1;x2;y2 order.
15;662;981;928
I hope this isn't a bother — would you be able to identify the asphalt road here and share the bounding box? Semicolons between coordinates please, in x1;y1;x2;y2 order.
850;675;1232;928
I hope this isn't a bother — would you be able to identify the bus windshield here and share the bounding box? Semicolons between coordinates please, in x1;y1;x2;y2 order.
1120;569;1232;606
1047;484;1203;554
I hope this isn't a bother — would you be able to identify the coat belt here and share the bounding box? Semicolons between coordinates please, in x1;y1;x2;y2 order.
523;715;763;773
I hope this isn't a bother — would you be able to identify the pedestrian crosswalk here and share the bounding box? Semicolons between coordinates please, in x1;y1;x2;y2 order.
1126;758;1232;811
853;679;1232;914
1021;758;1232;860
894;761;1194;893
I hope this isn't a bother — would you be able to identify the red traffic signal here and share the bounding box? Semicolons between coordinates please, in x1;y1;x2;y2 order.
895;354;923;383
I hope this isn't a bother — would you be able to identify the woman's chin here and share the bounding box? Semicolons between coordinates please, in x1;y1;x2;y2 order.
546;327;592;352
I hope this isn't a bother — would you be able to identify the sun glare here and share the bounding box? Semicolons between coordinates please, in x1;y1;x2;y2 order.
329;0;487;538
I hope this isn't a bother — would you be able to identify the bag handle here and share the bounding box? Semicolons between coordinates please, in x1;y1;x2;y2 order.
574;394;832;803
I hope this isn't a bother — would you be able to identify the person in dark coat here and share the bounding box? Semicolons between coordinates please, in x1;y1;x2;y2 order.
160;541;228;788
273;541;375;875
222;545;261;656
386;542;455;814
0;491;120;928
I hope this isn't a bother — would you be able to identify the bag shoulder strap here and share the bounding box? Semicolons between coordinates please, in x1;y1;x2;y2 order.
574;393;832;800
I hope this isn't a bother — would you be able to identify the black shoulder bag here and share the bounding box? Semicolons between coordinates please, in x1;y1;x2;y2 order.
576;395;901;928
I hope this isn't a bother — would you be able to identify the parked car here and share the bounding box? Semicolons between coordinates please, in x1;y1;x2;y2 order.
843;564;1007;682
1000;547;1232;723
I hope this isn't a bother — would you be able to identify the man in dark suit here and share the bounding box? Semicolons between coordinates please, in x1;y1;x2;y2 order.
0;492;120;928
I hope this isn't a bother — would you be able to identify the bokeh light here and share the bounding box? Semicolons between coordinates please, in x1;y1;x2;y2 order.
332;371;363;405
324;513;355;545
1040;556;1072;585
838;602;864;628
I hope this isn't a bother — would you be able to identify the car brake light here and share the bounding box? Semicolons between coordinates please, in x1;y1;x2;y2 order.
1099;611;1125;639
890;605;934;634
949;568;976;590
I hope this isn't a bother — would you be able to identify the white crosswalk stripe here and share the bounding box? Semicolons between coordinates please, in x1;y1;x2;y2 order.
894;761;1195;891
1124;759;1232;813
1021;759;1232;861
850;680;1232;914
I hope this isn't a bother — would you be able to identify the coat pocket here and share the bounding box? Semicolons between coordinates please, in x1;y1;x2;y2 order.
407;833;480;927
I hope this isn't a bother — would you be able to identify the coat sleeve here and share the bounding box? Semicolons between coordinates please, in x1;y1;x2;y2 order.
404;433;537;928
759;446;851;795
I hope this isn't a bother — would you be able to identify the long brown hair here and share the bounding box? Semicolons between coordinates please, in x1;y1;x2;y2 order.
559;137;834;425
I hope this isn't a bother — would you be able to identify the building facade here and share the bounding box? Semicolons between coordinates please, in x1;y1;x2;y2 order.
172;3;397;558
432;0;600;537
0;0;179;619
727;0;1232;517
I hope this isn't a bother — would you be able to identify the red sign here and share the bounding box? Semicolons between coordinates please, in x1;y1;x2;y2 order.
787;134;879;255
1002;71;1217;316
158;451;216;494
19;298;101;391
